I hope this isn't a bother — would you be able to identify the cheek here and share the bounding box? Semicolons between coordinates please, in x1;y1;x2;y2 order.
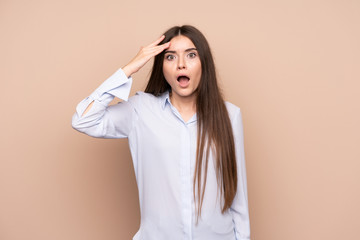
192;61;202;79
196;66;202;85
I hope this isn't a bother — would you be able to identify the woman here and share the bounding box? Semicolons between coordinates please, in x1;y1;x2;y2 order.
72;25;250;240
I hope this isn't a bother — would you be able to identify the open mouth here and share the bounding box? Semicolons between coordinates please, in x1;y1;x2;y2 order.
177;75;190;82
177;75;190;87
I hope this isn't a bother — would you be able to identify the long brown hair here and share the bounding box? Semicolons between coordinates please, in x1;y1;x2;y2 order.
145;25;237;223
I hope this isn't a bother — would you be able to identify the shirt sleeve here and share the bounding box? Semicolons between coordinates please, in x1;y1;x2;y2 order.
230;109;251;240
71;68;137;138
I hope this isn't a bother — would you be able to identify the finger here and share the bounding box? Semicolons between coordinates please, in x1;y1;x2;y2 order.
160;41;171;48
144;42;170;55
148;42;170;54
153;41;170;51
152;42;171;56
148;35;166;47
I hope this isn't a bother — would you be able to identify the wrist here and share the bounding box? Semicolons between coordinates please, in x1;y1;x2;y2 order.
122;65;134;78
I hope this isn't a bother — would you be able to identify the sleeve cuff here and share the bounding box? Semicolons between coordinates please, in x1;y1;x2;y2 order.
92;67;133;102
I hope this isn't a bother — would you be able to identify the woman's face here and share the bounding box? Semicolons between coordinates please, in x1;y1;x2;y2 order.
163;35;202;101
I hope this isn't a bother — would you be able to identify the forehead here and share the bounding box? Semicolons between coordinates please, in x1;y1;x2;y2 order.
167;35;196;51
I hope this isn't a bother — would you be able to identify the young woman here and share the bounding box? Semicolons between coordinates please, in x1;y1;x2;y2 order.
72;25;250;240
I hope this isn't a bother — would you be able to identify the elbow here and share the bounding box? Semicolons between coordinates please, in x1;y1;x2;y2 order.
71;113;104;138
71;112;82;131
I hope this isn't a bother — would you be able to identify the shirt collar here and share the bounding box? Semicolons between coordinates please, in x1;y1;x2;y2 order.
160;91;170;109
159;91;197;124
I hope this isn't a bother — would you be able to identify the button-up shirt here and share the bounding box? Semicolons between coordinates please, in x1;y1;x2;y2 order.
71;68;250;240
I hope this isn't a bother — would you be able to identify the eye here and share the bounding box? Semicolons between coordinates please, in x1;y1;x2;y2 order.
188;52;197;58
165;54;175;61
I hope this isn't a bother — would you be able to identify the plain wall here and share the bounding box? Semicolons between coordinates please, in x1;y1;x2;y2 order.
1;0;359;239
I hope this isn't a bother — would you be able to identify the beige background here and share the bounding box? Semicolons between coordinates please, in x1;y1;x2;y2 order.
1;0;359;239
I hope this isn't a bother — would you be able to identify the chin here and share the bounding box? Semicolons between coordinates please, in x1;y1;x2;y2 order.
180;92;197;98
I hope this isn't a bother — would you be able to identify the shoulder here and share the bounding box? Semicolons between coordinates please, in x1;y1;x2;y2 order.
133;91;158;100
224;101;241;121
127;91;156;105
127;91;165;110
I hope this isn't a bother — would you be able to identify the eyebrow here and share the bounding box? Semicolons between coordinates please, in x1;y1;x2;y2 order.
164;48;197;54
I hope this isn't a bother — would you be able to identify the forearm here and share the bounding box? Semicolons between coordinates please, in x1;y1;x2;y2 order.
71;68;133;138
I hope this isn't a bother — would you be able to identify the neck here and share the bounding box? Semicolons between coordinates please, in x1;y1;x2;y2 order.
170;93;197;120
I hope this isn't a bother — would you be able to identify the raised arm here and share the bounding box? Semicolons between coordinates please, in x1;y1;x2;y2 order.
80;35;170;117
71;68;135;138
71;35;170;138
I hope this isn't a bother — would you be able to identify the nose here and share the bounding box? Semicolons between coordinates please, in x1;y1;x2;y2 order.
177;55;186;70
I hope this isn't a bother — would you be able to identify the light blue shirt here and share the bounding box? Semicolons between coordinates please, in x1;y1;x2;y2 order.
72;68;250;240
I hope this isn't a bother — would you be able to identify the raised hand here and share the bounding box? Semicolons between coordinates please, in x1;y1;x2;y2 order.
122;35;170;78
